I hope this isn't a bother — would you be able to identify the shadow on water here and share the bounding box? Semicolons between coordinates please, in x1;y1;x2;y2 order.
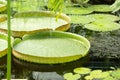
12;55;90;79
0;56;7;79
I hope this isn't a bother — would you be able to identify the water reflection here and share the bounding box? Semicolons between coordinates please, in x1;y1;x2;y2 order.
12;55;89;79
32;72;63;80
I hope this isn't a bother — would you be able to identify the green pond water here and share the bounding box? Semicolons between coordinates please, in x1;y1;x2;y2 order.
0;17;67;31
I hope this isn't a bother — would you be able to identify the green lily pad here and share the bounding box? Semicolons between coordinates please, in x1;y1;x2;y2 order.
12;31;90;64
70;15;95;24
73;67;91;74
0;0;7;12
0;32;9;57
90;70;110;79
111;69;120;79
63;73;81;80
88;5;112;12
84;20;120;31
88;14;120;21
85;75;93;80
0;11;70;37
0;14;7;22
63;7;93;14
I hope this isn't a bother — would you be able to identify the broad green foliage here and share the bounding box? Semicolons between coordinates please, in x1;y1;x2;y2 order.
63;73;81;80
0;0;6;12
12;31;90;64
73;67;91;74
111;0;120;12
0;14;7;22
84;20;120;31
70;15;95;24
88;14;120;21
63;7;93;14
63;67;120;80
88;5;112;12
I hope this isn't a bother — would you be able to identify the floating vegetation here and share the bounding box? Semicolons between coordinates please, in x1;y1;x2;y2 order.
63;67;120;80
88;5;113;12
12;31;90;64
0;11;70;37
63;7;93;14
84;20;120;31
0;32;13;58
88;14;120;21
73;67;91;74
0;14;7;22
69;15;95;24
0;0;6;12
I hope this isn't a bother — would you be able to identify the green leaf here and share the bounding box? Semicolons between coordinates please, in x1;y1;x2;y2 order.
88;14;120;21
12;31;90;64
0;0;6;12
111;69;120;79
88;5;112;12
84;20;120;31
63;73;81;80
70;15;95;24
63;7;93;14
73;67;91;74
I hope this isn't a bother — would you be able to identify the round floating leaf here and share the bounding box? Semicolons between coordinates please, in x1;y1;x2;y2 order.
88;5;112;12
63;73;81;80
63;7;93;14
90;70;109;79
0;0;7;12
103;76;115;80
12;31;90;64
88;14;120;21
0;11;70;37
85;75;93;80
70;15;95;24
0;32;7;57
84;20;120;31
73;67;91;74
111;69;120;79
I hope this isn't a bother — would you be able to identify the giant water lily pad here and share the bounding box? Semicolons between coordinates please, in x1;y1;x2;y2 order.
88;14;120;21
70;15;95;24
0;0;7;12
63;7;93;14
0;11;70;37
0;33;8;57
88;5;112;12
84;20;120;31
0;14;7;22
12;31;90;64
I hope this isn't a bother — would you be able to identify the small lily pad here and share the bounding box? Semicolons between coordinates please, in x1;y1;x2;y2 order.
84;20;120;31
70;15;95;24
111;69;120;79
12;31;90;64
63;7;93;14
85;75;93;80
88;5;112;12
88;14;120;21
63;73;81;80
90;70;110;79
73;67;91;74
0;0;7;12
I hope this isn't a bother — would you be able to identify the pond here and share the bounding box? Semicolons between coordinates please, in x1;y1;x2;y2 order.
0;0;120;80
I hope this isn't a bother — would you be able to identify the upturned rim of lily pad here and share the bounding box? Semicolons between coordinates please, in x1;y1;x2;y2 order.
0;0;7;12
0;11;70;37
12;31;90;64
0;32;13;58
